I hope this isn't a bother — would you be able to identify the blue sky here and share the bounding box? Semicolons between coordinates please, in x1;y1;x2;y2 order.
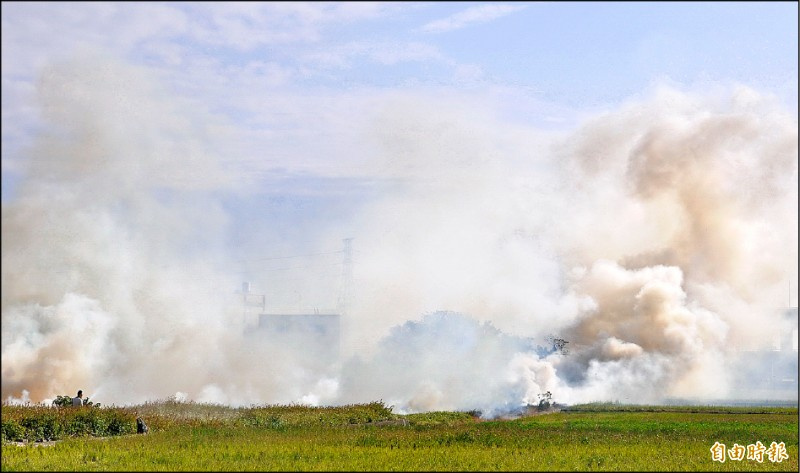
3;2;797;194
1;1;797;293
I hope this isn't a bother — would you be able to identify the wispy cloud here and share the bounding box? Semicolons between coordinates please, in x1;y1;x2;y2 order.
304;41;442;69
182;2;404;50
421;3;527;34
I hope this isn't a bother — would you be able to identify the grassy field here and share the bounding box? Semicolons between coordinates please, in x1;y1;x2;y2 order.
2;400;797;471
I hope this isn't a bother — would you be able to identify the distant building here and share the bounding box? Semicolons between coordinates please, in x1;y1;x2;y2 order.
728;307;798;401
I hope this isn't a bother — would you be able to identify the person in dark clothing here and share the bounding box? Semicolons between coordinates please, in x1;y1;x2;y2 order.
137;417;149;434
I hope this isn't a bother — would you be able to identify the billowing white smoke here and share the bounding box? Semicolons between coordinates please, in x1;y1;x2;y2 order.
0;55;302;405
339;85;797;409
2;56;797;412
337;311;560;417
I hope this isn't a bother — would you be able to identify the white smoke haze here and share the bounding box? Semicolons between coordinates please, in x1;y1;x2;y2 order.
337;311;561;417
2;56;797;414
2;55;247;404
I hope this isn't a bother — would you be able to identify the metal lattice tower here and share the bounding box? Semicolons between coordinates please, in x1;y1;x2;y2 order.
337;238;353;316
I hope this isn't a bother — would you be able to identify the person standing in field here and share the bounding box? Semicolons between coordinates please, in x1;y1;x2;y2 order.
72;389;85;406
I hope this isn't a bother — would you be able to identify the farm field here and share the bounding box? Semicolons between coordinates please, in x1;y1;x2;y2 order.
2;401;797;471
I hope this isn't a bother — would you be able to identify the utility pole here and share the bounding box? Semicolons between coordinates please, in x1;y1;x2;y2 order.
338;238;353;316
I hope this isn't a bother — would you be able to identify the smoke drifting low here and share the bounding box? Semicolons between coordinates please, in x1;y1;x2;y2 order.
2;57;797;412
2;56;245;403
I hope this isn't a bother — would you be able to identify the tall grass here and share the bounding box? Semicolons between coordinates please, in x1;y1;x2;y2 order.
236;401;397;429
2;401;797;471
1;400;397;442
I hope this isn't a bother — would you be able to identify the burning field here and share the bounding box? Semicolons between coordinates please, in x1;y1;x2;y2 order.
1;57;798;414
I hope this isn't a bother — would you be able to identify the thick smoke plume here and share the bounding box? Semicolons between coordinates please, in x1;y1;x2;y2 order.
2;57;797;413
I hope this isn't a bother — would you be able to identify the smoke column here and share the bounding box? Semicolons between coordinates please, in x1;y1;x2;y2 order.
339;86;797;409
2;57;797;412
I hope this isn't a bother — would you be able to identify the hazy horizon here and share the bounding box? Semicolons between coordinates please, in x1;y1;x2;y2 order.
2;2;797;414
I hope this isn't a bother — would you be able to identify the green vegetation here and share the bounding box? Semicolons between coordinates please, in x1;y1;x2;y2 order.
2;405;134;443
564;402;799;414
2;401;797;471
51;395;99;408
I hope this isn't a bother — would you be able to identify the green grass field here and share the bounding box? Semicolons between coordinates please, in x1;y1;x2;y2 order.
2;400;797;471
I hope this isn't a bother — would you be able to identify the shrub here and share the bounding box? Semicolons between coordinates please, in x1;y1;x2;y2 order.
1;405;135;442
537;391;554;410
52;395;73;408
20;411;63;441
2;418;24;443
